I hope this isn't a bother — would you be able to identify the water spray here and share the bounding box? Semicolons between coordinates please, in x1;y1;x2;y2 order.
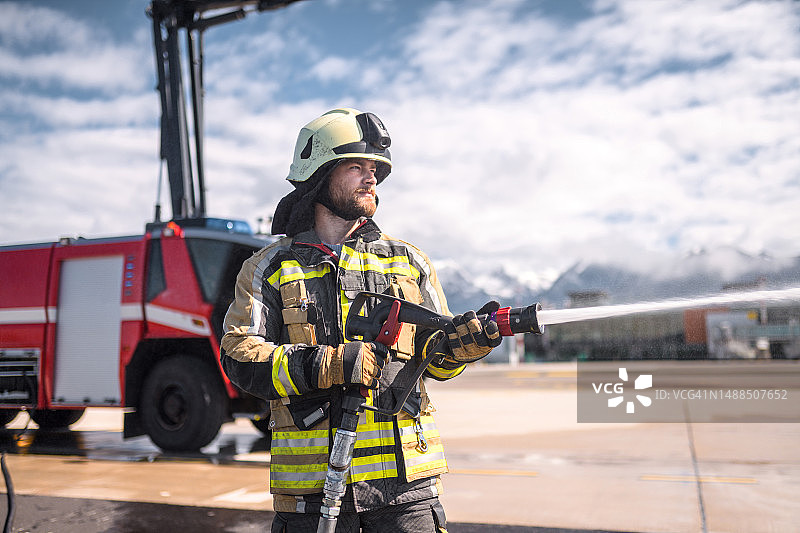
316;287;800;530
535;287;800;326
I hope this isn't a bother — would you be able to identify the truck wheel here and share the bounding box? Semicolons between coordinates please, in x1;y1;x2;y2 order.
0;409;19;427
31;409;85;429
141;355;226;452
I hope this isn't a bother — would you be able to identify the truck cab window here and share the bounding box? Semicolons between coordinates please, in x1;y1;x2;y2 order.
185;238;233;304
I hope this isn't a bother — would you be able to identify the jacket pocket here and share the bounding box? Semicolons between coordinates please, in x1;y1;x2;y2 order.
268;397;331;495
386;275;423;359
396;411;448;482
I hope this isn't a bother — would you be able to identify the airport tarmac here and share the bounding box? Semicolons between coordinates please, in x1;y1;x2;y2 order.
1;361;798;532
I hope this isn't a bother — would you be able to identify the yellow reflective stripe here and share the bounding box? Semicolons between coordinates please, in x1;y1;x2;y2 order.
350;453;398;482
426;363;465;380
270;477;325;489
352;453;396;467
355;438;390;448
271;429;328;441
354;424;395;449
269;428;328;490
399;429;441;444
397;416;438;434
403;442;445;460
266;266;285;287
339;247;420;277
406;452;447;477
358;420;394;431
270;429;329;455
340;287;350;339
270;445;328;455
271;346;299;396
396;416;448;476
266;261;331;288
270;463;328;473
356;424;395;433
272;429;329;439
350;468;398;483
331;420;396;450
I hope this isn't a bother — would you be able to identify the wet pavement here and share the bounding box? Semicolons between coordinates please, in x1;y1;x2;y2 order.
9;494;625;533
0;411;622;533
2;435;620;533
1;362;799;532
0;415;271;467
10;494;273;533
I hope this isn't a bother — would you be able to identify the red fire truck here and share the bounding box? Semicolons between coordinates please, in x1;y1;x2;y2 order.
0;221;270;451
0;1;302;451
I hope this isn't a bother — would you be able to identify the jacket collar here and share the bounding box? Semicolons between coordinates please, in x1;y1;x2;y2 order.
292;218;382;266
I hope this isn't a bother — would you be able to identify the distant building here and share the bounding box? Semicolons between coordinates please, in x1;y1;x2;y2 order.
523;286;800;362
567;290;608;308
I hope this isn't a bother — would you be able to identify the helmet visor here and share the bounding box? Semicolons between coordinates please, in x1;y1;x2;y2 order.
332;112;391;156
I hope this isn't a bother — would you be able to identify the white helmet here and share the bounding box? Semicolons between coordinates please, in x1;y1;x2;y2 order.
287;108;392;184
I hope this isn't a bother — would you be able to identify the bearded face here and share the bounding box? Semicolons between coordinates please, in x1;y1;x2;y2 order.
322;158;378;220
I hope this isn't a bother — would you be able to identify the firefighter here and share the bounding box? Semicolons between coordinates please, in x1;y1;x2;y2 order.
220;108;501;532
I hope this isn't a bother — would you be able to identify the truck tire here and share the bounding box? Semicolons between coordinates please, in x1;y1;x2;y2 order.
141;355;226;452
31;409;85;429
0;409;19;427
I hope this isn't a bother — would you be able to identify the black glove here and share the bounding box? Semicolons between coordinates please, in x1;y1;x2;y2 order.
444;301;502;363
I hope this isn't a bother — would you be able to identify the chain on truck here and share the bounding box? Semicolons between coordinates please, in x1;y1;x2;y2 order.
0;0;304;452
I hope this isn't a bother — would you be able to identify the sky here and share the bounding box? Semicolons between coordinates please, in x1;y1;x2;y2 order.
1;0;799;289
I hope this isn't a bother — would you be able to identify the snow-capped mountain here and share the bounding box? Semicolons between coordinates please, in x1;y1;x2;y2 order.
436;262;547;314
435;247;800;314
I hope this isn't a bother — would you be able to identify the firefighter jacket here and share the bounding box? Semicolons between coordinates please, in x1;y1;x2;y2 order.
220;219;465;514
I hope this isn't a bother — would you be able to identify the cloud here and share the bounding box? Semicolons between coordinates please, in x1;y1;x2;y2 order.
0;92;157;129
0;3;94;48
0;3;150;93
0;0;798;284
309;56;358;83
360;0;800;272
0;127;158;242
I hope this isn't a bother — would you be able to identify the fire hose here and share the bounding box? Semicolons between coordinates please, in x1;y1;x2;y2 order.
1;453;13;533
316;292;543;532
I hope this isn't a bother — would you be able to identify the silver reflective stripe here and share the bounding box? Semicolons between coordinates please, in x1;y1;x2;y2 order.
350;353;363;385
248;254;271;335
302;408;325;427
281;264;305;280
398;421;437;437
351;459;397;477
356;254;411;273
356;429;392;441
271;436;329;448
249;242;288;335
270;470;327;482
276;362;296;395
405;245;443;313
405;450;446;469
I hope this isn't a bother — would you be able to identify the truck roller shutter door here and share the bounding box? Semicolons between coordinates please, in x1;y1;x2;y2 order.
53;256;123;405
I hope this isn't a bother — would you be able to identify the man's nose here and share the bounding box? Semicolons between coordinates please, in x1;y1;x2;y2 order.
362;169;377;185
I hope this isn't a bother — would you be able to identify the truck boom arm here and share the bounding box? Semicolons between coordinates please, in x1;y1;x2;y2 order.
147;0;304;222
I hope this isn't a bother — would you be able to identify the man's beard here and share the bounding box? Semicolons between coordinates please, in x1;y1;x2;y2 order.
321;183;377;221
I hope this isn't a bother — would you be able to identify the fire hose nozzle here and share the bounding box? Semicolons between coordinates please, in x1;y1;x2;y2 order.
492;303;544;337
